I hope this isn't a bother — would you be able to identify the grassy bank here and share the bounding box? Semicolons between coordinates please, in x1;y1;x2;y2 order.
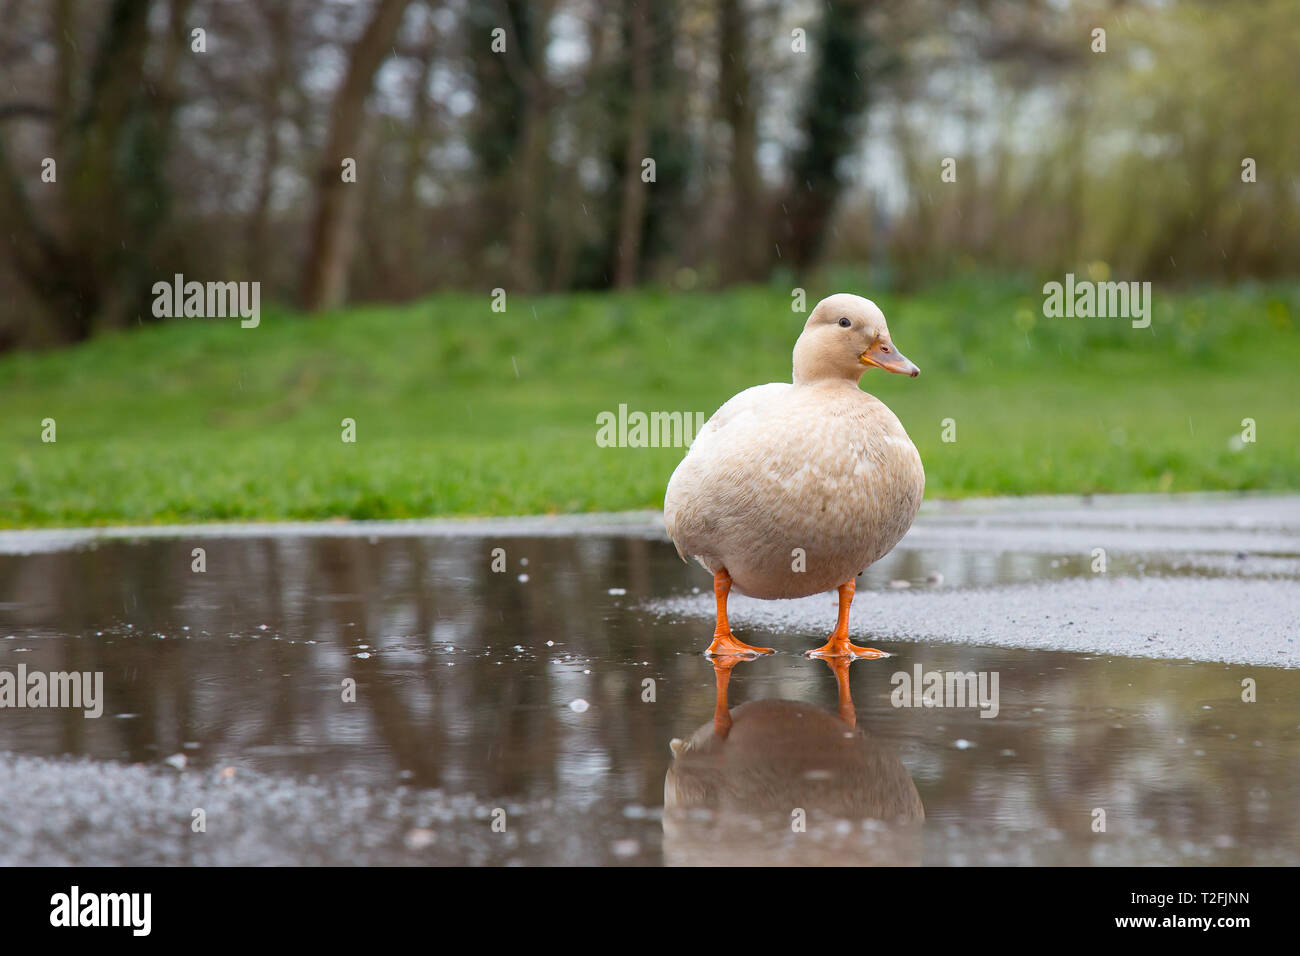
1;277;1296;527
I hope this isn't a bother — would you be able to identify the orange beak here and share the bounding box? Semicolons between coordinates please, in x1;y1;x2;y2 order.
860;341;920;377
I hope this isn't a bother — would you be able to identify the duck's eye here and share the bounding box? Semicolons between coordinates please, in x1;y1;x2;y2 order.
838;317;851;328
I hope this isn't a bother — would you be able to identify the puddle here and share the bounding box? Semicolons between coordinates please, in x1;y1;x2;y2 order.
1;532;1298;865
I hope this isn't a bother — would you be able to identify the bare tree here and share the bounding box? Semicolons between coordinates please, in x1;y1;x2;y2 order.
775;0;872;274
614;0;651;288
718;0;763;283
0;0;186;341
505;1;553;292
300;0;413;312
245;1;296;279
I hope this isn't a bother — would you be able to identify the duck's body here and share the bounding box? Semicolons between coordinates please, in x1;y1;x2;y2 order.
663;293;925;657
665;379;923;598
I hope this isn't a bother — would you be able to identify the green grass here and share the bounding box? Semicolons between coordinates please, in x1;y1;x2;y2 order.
1;276;1297;527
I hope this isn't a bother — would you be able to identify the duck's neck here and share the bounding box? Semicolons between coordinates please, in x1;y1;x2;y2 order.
792;336;866;386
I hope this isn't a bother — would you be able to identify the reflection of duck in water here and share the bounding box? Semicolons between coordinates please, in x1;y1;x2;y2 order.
664;657;924;866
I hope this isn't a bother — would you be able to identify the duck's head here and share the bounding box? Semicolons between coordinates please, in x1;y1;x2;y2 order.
793;293;920;385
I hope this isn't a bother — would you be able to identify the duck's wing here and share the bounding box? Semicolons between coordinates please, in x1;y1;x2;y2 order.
695;383;790;445
664;383;790;561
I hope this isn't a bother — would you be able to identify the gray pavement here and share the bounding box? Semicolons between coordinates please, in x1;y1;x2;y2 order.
650;493;1300;668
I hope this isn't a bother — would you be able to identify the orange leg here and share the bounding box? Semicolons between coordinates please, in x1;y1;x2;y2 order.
711;656;739;738
705;568;774;657
806;578;888;659
818;656;858;728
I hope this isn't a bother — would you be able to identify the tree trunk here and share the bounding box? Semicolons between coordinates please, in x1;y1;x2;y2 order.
246;2;293;280
549;3;610;291
508;88;548;291
399;40;437;296
718;0;762;284
300;0;413;312
776;0;871;274
504;0;553;293
0;0;163;342
614;0;651;289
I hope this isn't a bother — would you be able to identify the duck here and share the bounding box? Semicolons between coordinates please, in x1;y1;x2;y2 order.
664;293;924;658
